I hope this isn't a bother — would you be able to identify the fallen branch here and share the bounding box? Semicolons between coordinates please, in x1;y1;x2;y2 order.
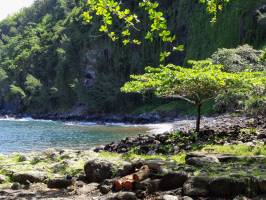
113;165;150;191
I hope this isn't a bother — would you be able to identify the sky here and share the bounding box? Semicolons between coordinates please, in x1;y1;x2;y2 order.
0;0;34;21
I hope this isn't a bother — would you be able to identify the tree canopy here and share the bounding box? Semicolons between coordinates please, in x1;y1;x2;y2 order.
121;60;265;131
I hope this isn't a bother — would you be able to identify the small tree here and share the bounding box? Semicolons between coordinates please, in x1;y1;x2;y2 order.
121;60;264;132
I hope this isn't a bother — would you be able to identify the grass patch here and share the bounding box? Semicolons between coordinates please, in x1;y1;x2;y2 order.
171;153;186;164
240;128;257;135
0;182;12;189
201;144;266;156
122;153;168;161
10;154;26;162
65;160;85;176
121;151;186;164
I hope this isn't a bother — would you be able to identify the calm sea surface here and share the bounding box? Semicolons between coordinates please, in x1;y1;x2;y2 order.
0;118;151;154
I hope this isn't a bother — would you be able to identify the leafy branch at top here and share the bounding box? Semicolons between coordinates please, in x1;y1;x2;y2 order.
82;0;185;63
83;0;231;63
199;0;231;23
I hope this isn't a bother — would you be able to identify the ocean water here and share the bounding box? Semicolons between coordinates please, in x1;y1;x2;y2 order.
0;118;151;154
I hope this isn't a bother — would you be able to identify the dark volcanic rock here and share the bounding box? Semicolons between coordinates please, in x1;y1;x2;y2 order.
98;179;113;195
47;178;74;189
183;177;211;197
11;182;22;190
99;184;112;194
209;177;251;197
12;171;47;184
117;162;135;177
134;178;161;194
93;145;105;153
159;172;188;191
84;159;113;183
257;133;266;139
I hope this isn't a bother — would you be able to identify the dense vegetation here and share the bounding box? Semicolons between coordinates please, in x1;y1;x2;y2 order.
0;0;265;116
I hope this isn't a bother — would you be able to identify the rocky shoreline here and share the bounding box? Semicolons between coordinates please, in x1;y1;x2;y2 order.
96;115;266;154
0;115;266;200
0;110;182;124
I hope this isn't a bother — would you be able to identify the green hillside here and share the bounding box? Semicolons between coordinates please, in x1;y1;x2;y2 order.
0;0;265;115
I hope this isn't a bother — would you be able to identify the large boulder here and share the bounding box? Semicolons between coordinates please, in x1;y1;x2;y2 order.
186;154;219;167
159;172;188;191
12;171;47;184
183;177;211;197
209;177;251;197
84;159;114;183
47;178;74;189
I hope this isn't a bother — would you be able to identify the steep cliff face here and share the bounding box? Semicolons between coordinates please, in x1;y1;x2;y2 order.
0;0;265;115
173;0;266;60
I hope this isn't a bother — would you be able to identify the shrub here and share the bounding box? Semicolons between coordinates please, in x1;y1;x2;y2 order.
214;91;247;113
212;45;266;114
211;44;266;72
244;96;266;116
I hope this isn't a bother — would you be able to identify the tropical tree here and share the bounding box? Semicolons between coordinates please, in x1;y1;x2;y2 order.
121;60;265;132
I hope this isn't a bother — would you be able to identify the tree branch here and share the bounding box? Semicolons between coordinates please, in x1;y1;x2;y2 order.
201;96;215;103
162;95;196;105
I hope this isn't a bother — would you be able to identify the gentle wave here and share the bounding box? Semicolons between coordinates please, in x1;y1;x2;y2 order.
64;121;98;126
0;117;53;123
64;121;140;127
0;116;174;134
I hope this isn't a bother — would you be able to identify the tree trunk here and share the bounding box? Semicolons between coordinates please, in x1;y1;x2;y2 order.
196;103;202;132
